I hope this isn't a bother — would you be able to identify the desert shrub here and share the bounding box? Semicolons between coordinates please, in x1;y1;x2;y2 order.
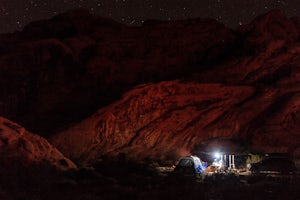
246;153;263;164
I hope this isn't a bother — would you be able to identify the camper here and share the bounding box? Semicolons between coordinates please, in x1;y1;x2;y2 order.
174;155;206;175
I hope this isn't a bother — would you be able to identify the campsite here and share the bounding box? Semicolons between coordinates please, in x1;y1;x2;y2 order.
3;154;299;200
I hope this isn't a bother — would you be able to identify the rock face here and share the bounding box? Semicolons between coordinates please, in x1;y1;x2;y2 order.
50;79;300;163
0;9;235;136
237;9;299;52
1;9;300;163
49;10;300;163
0;116;76;170
50;81;254;162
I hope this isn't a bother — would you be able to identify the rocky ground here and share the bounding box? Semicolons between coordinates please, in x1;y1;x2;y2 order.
1;159;299;200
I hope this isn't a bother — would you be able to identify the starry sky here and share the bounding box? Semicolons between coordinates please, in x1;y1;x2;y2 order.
1;0;300;34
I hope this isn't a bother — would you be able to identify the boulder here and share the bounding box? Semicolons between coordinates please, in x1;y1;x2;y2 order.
0;116;76;170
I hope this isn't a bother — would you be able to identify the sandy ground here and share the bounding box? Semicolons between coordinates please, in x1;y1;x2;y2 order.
1;160;300;200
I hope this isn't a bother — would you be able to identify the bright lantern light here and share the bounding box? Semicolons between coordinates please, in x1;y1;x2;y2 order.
214;152;221;158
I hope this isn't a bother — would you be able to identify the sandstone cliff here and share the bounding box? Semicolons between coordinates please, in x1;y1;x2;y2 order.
0;9;235;136
49;10;300;163
1;9;300;163
50;79;300;163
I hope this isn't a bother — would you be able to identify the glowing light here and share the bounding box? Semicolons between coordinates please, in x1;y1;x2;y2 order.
214;152;221;158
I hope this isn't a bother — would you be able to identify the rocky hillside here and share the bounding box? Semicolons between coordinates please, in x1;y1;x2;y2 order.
1;9;300;163
0;116;76;170
50;79;300;163
49;10;300;163
0;9;235;136
50;81;252;162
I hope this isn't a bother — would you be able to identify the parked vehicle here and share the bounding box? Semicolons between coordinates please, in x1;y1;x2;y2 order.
174;155;206;175
248;157;297;174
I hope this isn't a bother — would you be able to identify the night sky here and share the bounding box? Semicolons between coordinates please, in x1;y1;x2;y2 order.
1;0;300;34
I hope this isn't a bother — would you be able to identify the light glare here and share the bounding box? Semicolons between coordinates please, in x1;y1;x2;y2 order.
214;152;221;158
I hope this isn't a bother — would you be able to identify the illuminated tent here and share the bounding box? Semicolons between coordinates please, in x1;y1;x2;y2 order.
175;155;206;174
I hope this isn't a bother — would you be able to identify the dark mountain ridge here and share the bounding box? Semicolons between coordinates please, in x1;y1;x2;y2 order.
0;8;237;136
0;9;300;163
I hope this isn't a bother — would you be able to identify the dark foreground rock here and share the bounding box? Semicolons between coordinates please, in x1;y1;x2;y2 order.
1;160;299;200
0;116;76;170
0;116;77;199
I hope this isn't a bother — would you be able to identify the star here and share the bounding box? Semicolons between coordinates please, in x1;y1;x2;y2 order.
0;0;299;34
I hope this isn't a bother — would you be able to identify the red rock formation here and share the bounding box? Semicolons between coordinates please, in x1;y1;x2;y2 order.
237;9;299;52
50;81;251;162
50;79;300;163
1;9;300;164
196;10;300;85
0;9;235;136
0;116;76;170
